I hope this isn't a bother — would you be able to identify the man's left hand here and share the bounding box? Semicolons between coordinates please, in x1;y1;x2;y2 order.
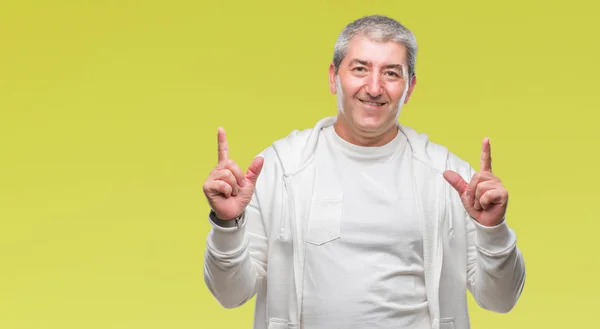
443;137;508;227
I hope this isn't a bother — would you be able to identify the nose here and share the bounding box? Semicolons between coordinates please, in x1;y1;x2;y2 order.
364;75;383;98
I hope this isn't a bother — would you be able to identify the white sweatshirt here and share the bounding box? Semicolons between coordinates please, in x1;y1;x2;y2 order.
204;116;526;329
301;125;430;328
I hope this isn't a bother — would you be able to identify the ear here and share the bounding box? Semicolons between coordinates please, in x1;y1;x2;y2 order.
404;75;417;104
329;63;337;94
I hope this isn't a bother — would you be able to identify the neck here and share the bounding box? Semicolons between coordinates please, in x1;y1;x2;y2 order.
333;115;399;147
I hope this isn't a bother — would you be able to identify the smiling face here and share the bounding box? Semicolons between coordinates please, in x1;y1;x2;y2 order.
329;34;417;146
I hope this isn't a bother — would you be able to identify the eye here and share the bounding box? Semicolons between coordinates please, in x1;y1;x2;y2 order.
384;71;400;77
353;67;366;72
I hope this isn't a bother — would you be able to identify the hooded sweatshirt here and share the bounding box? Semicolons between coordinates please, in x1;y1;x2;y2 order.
204;116;526;329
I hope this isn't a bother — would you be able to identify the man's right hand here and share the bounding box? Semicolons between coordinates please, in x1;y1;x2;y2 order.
203;127;264;220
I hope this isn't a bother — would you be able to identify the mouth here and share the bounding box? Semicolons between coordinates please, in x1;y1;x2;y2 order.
359;99;387;108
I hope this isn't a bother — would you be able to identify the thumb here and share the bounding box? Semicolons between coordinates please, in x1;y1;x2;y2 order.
245;156;264;186
443;170;468;196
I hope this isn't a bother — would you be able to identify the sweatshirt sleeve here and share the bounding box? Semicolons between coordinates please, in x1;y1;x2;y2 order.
463;166;526;313
203;155;270;309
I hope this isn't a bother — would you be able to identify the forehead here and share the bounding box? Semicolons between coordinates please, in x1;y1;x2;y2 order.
343;35;407;67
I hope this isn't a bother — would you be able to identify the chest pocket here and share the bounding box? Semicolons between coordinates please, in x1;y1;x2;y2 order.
439;318;455;329
305;195;343;246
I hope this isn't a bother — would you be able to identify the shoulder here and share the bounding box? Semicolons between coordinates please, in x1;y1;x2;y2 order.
271;126;315;154
253;125;316;180
399;124;474;177
266;116;335;174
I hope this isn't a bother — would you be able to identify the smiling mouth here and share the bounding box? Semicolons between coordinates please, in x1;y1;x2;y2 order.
359;99;387;107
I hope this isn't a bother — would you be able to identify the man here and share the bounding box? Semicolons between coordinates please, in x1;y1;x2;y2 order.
203;15;525;329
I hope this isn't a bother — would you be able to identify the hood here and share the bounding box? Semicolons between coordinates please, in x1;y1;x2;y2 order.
270;116;450;176
271;116;337;177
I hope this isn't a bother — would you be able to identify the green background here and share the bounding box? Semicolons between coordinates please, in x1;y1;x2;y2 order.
1;0;598;328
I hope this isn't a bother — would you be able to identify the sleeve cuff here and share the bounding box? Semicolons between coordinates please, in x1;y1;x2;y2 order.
207;211;247;254
471;216;517;255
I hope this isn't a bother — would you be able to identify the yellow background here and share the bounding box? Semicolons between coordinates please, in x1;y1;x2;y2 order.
1;0;598;328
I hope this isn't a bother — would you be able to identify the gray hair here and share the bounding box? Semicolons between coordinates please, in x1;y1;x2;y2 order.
333;15;418;80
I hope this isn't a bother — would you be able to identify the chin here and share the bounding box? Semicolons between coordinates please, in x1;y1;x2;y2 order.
354;117;386;133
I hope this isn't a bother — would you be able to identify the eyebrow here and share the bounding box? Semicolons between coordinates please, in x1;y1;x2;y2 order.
349;59;404;74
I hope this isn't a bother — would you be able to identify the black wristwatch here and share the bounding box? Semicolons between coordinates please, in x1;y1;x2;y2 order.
210;210;245;228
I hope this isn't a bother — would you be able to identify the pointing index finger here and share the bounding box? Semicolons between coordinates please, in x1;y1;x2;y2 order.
217;127;229;163
480;137;492;172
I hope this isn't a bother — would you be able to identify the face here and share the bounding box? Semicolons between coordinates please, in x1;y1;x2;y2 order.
329;35;417;143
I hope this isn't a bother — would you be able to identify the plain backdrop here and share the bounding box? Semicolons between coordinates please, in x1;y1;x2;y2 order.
1;1;599;328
